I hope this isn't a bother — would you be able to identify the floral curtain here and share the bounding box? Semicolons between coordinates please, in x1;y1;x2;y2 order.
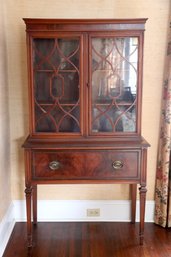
155;20;171;227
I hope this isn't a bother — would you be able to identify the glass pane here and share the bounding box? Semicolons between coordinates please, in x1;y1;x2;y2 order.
91;37;138;133
33;38;80;133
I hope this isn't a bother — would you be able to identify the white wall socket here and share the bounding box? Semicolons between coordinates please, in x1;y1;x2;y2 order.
87;208;100;217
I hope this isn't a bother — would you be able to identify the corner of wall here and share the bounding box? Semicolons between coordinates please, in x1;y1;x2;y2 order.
0;202;15;257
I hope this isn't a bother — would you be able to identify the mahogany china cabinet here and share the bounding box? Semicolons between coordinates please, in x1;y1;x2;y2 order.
23;18;149;247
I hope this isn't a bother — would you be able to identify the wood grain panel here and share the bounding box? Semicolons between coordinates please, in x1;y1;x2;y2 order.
32;150;140;180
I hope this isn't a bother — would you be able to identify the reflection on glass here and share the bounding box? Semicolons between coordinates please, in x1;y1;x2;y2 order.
33;38;80;133
91;37;138;133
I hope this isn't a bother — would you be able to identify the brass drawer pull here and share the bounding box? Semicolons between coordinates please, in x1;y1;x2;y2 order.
112;160;124;170
49;161;60;170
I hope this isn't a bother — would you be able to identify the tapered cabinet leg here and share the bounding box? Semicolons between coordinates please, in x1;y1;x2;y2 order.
33;185;37;225
25;185;33;248
139;184;147;245
131;184;137;223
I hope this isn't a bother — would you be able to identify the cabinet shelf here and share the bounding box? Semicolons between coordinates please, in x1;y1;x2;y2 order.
93;68;132;72
93;101;135;106
34;69;77;73
36;102;79;106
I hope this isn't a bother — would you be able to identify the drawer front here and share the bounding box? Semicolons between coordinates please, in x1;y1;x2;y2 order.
32;150;140;180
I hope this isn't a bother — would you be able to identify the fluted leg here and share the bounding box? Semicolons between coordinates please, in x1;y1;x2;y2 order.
139;184;147;245
25;185;33;248
131;184;137;223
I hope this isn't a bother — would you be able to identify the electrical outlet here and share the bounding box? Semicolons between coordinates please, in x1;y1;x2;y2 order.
87;208;100;217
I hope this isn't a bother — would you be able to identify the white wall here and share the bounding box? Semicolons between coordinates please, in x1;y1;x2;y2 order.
0;0;11;222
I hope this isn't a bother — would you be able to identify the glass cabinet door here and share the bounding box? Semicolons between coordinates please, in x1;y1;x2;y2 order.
90;36;138;133
33;37;81;133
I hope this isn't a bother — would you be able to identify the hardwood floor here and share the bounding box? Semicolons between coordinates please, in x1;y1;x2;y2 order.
3;222;171;257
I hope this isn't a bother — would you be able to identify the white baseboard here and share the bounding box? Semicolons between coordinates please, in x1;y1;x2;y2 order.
0;203;15;257
14;200;155;222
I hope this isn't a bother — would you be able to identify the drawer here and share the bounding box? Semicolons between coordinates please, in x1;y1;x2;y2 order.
32;150;140;180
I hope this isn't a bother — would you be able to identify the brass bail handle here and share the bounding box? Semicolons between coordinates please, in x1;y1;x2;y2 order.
49;161;60;170
112;160;124;170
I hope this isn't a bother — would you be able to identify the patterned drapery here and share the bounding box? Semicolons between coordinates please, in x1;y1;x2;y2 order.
155;20;171;227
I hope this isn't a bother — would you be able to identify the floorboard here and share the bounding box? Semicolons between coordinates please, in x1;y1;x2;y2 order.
3;222;171;257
